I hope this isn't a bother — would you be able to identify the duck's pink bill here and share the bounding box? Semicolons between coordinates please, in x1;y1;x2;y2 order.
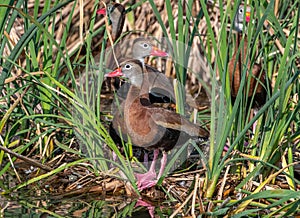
97;8;106;15
150;47;168;57
105;68;123;77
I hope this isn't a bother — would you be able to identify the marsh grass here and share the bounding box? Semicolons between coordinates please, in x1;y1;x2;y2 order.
149;0;299;216
0;0;299;216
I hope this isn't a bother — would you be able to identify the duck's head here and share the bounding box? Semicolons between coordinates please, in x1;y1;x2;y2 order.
132;38;168;62
97;3;125;22
234;4;251;33
105;59;144;87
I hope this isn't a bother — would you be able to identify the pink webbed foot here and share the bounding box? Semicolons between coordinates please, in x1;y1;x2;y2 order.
135;171;157;191
135;149;160;191
135;198;155;218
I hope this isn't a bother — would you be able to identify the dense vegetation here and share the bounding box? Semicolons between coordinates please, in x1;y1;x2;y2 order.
0;0;299;216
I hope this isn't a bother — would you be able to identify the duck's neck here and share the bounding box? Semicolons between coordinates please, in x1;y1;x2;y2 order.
110;4;125;42
139;70;151;100
127;72;150;106
105;5;125;69
236;33;242;77
236;33;249;73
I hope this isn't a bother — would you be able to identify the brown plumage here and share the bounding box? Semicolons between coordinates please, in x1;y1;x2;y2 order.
228;4;268;109
106;60;209;190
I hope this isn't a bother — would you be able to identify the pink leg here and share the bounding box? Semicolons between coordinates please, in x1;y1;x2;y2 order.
113;151;117;162
110;151;118;168
149;149;159;173
252;120;257;136
144;150;149;168
157;151;167;179
252;109;258;136
135;149;160;191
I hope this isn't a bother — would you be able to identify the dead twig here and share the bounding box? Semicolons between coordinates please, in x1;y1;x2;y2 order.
0;145;53;172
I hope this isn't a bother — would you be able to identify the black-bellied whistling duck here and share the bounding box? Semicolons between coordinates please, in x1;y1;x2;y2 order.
96;3;126;94
106;60;209;190
131;38;175;103
110;39;172;152
97;3;125;42
228;4;268;110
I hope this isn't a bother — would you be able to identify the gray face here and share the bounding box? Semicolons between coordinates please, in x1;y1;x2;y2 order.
132;40;153;60
107;4;119;22
234;5;251;32
120;61;144;87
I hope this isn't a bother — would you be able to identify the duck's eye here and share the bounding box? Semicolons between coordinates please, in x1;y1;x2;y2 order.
107;5;112;12
124;64;132;69
142;43;149;48
239;8;243;14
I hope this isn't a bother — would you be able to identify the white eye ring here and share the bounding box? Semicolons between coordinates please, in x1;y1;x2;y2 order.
124;64;132;69
142;43;149;48
239;8;243;14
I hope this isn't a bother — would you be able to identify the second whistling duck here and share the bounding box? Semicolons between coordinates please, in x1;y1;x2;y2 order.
106;60;209;190
131;38;175;103
228;4;268;110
